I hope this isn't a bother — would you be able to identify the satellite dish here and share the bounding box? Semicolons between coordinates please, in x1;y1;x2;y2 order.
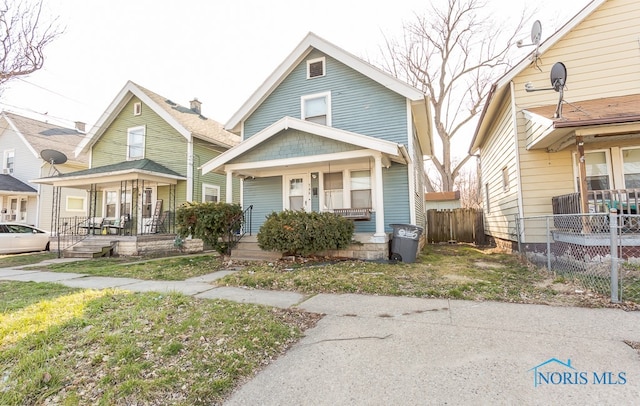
531;20;542;45
41;149;68;165
550;62;567;92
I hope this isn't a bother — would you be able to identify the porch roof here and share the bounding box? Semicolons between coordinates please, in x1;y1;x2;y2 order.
31;158;186;188
523;94;640;151
200;116;409;176
0;174;37;194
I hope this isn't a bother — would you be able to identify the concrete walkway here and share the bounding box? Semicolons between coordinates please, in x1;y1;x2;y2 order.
1;265;640;405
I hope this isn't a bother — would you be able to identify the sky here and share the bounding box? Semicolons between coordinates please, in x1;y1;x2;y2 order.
0;0;591;159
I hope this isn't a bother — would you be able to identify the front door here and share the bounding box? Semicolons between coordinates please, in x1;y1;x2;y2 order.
284;174;310;212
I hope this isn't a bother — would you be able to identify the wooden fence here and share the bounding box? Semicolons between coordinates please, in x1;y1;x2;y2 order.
426;208;485;245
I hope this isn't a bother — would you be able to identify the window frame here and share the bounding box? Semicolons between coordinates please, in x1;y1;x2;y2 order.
3;149;15;174
66;196;86;212
621;147;640;189
127;125;146;160
306;57;326;79
202;183;220;203
350;170;372;209
301;91;331;126
133;102;142;116
573;149;612;191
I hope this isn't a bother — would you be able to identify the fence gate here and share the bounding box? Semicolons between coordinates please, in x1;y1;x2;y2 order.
426;208;485;244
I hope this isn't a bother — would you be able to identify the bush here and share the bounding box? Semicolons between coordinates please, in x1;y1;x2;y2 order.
175;202;243;254
257;210;355;256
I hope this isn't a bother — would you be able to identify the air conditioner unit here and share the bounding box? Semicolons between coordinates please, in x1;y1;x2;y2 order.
1;168;9;174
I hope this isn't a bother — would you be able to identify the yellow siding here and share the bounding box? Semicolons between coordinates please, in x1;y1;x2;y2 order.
481;94;519;241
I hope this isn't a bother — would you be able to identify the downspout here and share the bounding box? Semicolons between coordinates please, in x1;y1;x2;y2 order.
509;81;525;242
406;99;417;225
187;137;194;201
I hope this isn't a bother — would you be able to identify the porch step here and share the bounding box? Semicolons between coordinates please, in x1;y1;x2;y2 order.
230;239;282;262
63;239;116;259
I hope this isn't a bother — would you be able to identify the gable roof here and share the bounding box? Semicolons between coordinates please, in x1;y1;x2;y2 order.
0;112;88;165
0;174;37;193
75;81;240;157
225;32;430;140
201;116;409;175
469;0;606;153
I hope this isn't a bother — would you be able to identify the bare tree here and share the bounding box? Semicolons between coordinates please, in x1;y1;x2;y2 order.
0;0;61;90
454;158;482;209
382;0;525;192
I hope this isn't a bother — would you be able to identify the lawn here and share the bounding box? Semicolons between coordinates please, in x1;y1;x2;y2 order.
0;252;56;268
0;281;321;405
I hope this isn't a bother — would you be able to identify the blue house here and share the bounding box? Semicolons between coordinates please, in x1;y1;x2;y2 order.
201;33;433;259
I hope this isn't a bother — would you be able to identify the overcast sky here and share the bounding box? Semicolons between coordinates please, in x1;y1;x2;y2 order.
1;0;589;156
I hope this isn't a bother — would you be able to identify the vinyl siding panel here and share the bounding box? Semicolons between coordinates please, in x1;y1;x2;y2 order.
193;139;238;203
92;97;189;177
481;95;519;241
382;163;411;232
244;176;282;234
244;50;408;145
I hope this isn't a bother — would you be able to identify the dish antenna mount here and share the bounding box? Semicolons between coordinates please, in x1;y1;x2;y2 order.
41;149;68;176
524;62;568;118
517;20;542;69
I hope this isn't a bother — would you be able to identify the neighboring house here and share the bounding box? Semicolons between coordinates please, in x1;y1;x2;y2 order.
0;112;88;230
470;0;640;248
201;32;433;259
34;81;240;241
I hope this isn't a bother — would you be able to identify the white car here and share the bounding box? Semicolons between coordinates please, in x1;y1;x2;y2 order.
0;223;51;254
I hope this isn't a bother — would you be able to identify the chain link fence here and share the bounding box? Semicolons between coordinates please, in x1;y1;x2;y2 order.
515;212;640;304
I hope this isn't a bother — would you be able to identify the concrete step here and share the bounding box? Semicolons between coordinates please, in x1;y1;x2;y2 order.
63;240;115;258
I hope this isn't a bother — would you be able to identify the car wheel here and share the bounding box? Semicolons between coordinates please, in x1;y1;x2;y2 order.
45;242;50;251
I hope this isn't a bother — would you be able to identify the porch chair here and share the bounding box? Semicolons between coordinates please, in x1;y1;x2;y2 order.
78;217;104;234
145;210;168;234
108;215;129;235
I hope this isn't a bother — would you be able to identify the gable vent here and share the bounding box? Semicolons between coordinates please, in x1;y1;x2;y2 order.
307;57;325;79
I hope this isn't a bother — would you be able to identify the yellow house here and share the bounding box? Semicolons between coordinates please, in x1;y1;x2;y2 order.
470;0;640;248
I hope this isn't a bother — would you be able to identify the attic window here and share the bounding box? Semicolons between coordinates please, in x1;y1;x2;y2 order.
133;102;142;116
307;57;325;79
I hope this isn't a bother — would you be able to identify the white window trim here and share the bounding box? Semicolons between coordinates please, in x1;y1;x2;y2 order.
202;183;220;203
502;166;509;192
301;91;331;126
66;196;86;212
127;125;146;160
133;102;142;116
318;166;375;211
3;149;15;174
306;57;326;79
572;148;613;191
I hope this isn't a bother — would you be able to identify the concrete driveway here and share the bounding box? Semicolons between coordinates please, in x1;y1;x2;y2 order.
225;294;640;405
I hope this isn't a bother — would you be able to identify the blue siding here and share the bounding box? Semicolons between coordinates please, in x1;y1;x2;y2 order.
383;163;411;232
234;129;359;164
244;176;282;234
244;50;408;145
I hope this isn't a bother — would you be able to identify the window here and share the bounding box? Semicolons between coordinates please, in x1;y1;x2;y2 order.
105;191;117;217
350;170;371;209
3;150;14;174
502;166;509;192
324;172;344;209
120;191;131;216
307;57;325;79
301;92;331;125
583;151;610;190
203;184;220;203
133;102;142;116
623;148;640;188
127;126;145;160
142;188;153;217
66;196;85;212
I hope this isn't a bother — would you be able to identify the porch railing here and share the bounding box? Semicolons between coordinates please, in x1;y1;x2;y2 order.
224;205;253;254
552;189;640;215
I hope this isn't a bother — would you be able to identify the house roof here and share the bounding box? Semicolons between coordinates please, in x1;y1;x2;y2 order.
0;112;88;165
525;94;640;128
469;0;606;153
201;116;409;175
75;81;240;157
0;174;37;193
224;32;432;155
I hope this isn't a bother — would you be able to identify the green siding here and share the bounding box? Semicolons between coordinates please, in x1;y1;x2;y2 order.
92;97;188;176
244;50;408;144
193;139;239;203
244;176;282;234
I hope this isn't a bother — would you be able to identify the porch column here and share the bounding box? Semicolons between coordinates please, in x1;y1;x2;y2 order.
226;171;233;203
374;154;385;237
576;136;589;214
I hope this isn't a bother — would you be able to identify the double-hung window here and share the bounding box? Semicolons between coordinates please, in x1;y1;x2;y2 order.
301;92;331;126
203;184;220;203
3;150;14;174
350;170;371;209
127;126;145;160
324;172;344;209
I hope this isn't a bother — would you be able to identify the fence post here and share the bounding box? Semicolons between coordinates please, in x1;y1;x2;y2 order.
546;216;551;272
610;209;619;303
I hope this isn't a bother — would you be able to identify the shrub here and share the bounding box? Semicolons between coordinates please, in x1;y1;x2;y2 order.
257;210;355;256
175;202;243;254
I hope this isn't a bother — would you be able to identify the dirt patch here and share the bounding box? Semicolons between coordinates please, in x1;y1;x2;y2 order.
474;261;505;269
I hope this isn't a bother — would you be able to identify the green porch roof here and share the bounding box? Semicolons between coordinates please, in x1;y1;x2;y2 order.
54;158;183;179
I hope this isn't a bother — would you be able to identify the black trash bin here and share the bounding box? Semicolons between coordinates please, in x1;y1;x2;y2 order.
390;224;423;263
